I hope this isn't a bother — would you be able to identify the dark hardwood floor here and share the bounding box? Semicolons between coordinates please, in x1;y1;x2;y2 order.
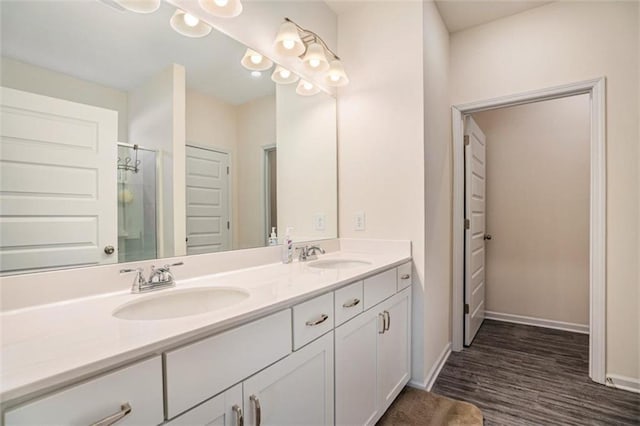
432;320;640;425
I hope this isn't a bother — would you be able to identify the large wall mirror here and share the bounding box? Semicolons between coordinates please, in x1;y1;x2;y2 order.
0;1;337;275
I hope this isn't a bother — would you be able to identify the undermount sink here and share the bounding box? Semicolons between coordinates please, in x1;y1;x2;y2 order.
113;287;250;321
308;258;372;270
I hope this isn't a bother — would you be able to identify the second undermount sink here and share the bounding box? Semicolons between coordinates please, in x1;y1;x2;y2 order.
113;287;250;321
308;258;372;270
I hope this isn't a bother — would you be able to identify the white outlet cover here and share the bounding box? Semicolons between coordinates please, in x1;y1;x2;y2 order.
354;211;366;231
313;213;326;231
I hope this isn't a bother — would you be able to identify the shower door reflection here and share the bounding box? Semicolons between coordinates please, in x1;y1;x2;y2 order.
117;143;158;263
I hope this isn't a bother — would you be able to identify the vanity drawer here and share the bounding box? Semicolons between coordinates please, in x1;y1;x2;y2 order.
334;281;364;326
4;357;163;426
165;309;291;418
293;292;334;350
397;262;413;291
363;268;397;310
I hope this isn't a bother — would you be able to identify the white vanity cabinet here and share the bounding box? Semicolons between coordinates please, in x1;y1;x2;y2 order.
335;287;412;426
166;384;243;426
4;357;163;426
243;332;334;426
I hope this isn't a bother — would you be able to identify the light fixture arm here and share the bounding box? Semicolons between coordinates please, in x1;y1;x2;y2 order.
284;17;340;60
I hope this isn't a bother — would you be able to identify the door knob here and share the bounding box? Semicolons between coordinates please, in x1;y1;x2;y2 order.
483;234;492;241
104;245;115;255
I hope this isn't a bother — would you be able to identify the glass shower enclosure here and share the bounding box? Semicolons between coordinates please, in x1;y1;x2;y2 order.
117;143;158;263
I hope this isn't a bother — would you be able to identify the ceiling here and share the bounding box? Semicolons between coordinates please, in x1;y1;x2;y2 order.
434;0;553;33
0;1;275;105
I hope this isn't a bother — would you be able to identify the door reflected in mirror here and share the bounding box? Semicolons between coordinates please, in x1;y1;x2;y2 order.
0;0;337;275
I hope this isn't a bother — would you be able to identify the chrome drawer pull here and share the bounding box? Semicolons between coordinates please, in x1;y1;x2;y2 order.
90;402;131;426
232;404;244;426
305;314;329;327
379;312;386;334
400;274;410;280
250;395;261;426
342;298;361;308
384;311;391;332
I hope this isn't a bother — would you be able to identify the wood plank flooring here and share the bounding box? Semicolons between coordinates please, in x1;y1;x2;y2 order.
432;320;640;425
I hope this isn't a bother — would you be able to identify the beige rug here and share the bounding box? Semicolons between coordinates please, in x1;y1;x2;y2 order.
377;387;483;426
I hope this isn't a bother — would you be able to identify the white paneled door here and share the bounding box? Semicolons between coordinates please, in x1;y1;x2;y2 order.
464;116;487;346
0;87;118;274
185;146;230;255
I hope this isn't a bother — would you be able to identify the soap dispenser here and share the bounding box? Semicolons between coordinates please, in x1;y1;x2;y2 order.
268;227;278;246
282;227;294;264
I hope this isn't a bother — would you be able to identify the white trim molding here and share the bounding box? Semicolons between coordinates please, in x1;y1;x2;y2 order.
451;77;607;385
408;342;452;391
606;375;640;394
485;311;589;334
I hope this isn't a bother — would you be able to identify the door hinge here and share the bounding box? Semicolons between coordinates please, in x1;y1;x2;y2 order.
464;304;470;314
227;221;230;230
464;218;470;229
464;135;470;146
226;166;229;175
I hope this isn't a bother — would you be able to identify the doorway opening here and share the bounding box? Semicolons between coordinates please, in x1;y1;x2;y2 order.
451;78;606;384
263;145;278;245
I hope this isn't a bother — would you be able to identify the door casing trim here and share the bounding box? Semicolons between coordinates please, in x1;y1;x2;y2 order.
451;77;606;384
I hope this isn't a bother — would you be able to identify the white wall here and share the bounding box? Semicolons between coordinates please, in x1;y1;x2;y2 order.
277;84;337;242
422;0;453;386
1;57;129;142
473;95;590;326
236;94;276;249
450;1;639;381
336;1;431;384
129;64;186;258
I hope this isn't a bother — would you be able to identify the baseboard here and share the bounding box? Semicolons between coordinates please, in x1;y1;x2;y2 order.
606;374;640;394
485;311;589;334
408;342;452;391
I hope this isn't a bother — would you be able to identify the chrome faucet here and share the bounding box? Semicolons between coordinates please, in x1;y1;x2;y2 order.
296;245;326;262
120;262;184;293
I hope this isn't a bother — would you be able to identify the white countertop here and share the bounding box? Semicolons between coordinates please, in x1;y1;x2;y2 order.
0;249;410;405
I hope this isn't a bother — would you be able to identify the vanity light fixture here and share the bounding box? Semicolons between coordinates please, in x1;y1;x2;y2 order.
251;71;262;78
296;79;320;96
170;10;212;38
271;65;299;84
241;48;273;71
274;18;348;85
324;60;349;87
274;21;306;56
115;0;160;13
198;0;242;18
301;42;329;73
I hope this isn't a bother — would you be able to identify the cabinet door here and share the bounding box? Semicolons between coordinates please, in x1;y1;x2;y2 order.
243;332;334;426
335;307;382;426
166;384;242;426
377;288;411;411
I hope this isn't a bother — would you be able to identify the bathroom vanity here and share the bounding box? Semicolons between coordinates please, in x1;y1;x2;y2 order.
0;242;412;426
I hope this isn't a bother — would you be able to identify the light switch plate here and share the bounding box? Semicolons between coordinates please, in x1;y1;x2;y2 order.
313;213;326;231
354;211;366;231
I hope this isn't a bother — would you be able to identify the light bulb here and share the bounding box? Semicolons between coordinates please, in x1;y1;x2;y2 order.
279;69;291;79
330;74;340;82
251;71;262;77
303;82;313;90
250;54;263;65
183;13;199;27
282;39;296;50
214;0;229;6
309;59;320;68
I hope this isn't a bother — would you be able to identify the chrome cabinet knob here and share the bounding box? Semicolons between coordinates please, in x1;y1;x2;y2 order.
104;245;115;255
483;234;492;241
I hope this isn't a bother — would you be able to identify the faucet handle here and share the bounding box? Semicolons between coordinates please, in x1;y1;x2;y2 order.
164;261;184;269
307;246;325;255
